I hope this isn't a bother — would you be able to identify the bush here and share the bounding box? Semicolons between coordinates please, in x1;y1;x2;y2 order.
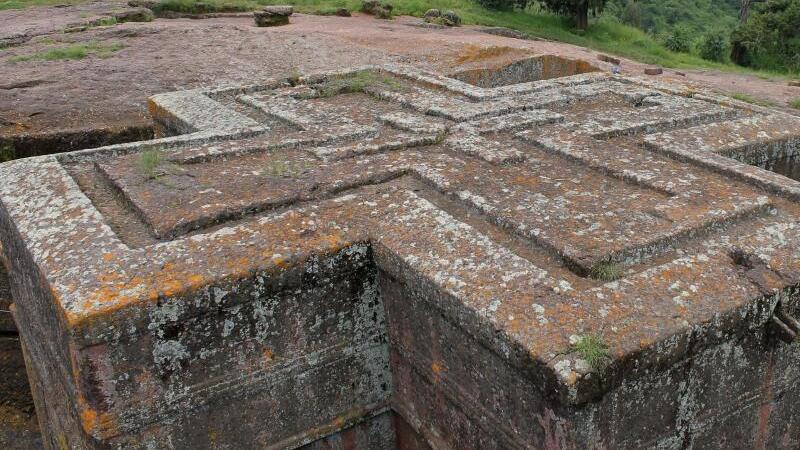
475;0;528;11
697;30;729;62
663;25;692;53
730;0;800;72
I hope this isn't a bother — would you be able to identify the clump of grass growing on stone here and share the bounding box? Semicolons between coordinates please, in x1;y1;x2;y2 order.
139;149;164;179
589;261;623;281
0;143;15;162
572;334;611;372
94;16;119;27
10;41;124;62
307;70;403;99
790;98;800;110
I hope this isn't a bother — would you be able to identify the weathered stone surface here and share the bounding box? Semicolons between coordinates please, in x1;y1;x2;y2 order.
645;66;664;75
253;6;293;27
361;0;392;19
423;9;460;27
597;53;621;65
262;5;293;16
423;9;440;20
0;266;14;332
2;60;800;448
112;7;154;23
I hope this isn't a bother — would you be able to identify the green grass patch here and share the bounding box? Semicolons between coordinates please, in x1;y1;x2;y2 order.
0;0;86;10
92;16;119;27
729;92;777;108
589;261;624;282
152;0;258;14
139;149;164;179
9;41;124;62
790;99;800;110
572;334;611;372
0;143;16;163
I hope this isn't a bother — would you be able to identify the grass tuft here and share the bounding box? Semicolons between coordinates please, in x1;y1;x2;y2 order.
151;0;255;14
0;143;16;162
589;261;623;281
572;334;611;372
9;41;124;62
139;149;164;179
92;16;119;27
790;98;800;110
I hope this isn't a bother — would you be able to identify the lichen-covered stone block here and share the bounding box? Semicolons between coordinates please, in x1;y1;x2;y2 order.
1;60;800;449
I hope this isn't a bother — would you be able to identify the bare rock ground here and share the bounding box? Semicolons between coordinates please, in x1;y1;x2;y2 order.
1;3;799;156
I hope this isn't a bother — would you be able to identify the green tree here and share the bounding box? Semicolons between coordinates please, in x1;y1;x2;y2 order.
539;0;611;29
730;0;800;71
697;30;730;61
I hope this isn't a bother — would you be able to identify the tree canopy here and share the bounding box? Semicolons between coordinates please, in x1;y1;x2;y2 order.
539;0;609;29
731;0;800;71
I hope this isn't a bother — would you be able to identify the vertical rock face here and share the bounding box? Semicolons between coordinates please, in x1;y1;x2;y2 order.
0;267;14;332
1;61;800;449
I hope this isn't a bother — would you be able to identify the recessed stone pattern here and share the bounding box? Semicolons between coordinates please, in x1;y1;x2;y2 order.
3;64;800;449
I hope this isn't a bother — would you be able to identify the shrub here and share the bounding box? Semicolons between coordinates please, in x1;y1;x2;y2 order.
697;30;729;62
730;0;800;72
475;0;528;11
663;25;692;53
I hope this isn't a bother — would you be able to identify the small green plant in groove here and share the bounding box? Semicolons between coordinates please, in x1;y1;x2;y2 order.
572;334;611;372
790;99;800;110
139;149;164;179
287;67;302;86
93;17;118;27
432;129;447;145
0;143;16;162
589;261;623;281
